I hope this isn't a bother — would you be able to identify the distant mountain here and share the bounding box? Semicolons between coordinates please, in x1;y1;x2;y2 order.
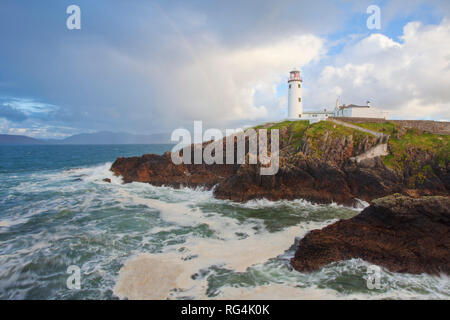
52;131;172;144
0;134;43;145
0;131;172;145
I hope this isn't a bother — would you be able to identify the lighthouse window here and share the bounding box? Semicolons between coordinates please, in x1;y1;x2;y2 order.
298;98;302;102
289;84;291;89
298;84;301;88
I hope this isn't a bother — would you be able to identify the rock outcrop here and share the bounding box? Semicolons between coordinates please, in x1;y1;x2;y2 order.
290;194;450;275
110;121;449;206
112;151;236;189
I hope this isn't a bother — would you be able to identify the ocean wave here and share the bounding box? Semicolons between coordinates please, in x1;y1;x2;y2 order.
113;219;335;300
1;161;448;300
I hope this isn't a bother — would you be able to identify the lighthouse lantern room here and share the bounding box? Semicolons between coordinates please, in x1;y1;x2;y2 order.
287;69;303;119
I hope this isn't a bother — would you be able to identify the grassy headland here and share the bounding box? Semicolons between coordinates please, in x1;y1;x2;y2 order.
252;119;449;188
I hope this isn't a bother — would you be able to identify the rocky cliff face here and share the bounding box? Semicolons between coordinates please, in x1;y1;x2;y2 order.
110;121;449;206
290;194;450;275
212;155;405;206
111;152;235;189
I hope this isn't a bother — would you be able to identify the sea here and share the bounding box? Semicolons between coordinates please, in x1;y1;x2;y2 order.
0;144;448;300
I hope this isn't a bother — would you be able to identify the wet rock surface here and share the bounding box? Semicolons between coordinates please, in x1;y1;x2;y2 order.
110;122;449;205
290;194;450;275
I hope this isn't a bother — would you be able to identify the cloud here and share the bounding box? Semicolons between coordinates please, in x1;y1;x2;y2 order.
308;19;450;120
0;0;449;138
0;17;324;132
0;104;27;122
156;34;325;126
0;0;341;137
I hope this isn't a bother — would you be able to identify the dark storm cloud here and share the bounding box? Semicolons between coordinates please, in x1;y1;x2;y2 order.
0;0;449;137
0;0;348;136
0;104;28;122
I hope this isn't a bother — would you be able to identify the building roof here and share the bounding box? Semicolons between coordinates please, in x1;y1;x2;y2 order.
340;104;370;109
303;111;334;114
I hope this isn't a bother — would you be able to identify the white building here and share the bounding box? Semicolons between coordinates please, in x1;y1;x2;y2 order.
287;69;303;119
334;101;389;119
286;69;388;121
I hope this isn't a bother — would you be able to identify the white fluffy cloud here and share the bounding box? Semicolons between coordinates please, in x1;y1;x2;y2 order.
2;1;450;138
147;34;325;128
310;19;450;121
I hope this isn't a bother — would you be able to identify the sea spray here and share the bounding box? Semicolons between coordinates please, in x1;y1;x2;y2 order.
0;145;448;299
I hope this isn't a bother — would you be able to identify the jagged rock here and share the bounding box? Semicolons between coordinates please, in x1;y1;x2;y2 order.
111;148;236;190
290;194;450;275
110;122;449;205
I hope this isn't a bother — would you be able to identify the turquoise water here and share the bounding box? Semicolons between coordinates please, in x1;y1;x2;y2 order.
0;145;448;300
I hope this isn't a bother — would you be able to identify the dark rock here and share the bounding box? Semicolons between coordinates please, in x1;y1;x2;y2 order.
290;194;450;275
111;145;236;190
103;178;111;183
110;127;448;206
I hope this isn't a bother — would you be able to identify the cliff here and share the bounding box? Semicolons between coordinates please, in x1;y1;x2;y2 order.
290;194;450;275
110;120;449;206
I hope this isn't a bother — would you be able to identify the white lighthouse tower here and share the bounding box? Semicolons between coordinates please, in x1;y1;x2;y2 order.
287;69;303;119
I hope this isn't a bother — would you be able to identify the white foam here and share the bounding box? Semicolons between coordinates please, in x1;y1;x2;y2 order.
3;162;447;300
112;183;450;300
11;162;123;194
229;196;365;212
114;253;185;300
215;284;339;300
113;185;335;299
0;220;12;227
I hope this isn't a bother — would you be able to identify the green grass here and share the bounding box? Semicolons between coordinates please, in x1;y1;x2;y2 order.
289;121;310;149
252;120;375;155
384;129;449;172
382;128;449;189
249;120;449;178
251;120;310;150
352;121;399;135
302;121;375;156
263;120;309;132
306;120;361;137
343;122;449;177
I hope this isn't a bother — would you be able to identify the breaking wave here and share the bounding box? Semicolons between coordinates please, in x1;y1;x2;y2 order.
0;159;448;300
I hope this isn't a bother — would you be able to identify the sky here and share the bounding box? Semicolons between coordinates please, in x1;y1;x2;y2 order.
0;0;450;138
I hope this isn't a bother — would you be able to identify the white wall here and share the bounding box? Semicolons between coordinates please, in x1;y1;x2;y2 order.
350;107;388;119
288;80;302;118
336;107;388;119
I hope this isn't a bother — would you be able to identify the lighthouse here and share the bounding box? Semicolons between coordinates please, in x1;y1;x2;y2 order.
287;69;303;119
